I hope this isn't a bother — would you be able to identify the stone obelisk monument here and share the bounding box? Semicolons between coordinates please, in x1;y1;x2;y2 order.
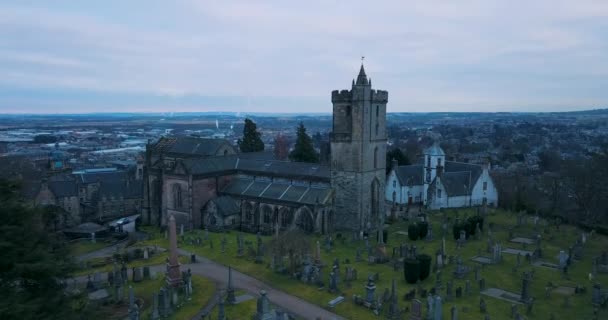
166;214;182;287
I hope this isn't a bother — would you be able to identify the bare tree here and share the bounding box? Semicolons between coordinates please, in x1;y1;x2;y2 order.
273;133;290;161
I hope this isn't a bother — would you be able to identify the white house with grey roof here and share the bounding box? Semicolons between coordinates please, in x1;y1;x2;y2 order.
385;144;498;209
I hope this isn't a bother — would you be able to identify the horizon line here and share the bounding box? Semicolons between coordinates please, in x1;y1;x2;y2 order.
1;107;607;117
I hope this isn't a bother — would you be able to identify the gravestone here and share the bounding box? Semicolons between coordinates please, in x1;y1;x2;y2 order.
520;272;531;303
253;290;274;320
121;263;128;284
455;287;462;298
365;276;376;304
450;305;458;320
107;270;114;286
480;297;487;313
433;295;443;320
446;281;453;300
386;279;400;319
151;291;160;320
128;286;139;320
328;272;338;293
133;267;143;282
411;299;423;320
592;283;601;307
143;266;150;280
426;294;434;320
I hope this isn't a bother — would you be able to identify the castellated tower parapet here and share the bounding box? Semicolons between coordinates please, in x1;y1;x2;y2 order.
372;90;388;103
331;90;352;103
331;89;389;104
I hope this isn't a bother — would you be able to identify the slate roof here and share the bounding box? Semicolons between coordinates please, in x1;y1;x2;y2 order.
210;196;240;217
179;156;330;181
393;160;485;197
220;178;331;206
394;164;424;186
99;180;143;199
444;161;483;183
151;136;231;157
440;171;473;197
48;180;78;198
75;171;128;184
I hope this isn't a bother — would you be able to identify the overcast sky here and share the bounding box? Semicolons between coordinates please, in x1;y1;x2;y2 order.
1;1;607;114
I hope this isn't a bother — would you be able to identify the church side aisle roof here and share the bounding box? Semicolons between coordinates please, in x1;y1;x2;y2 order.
178;156;330;181
151;136;231;157
220;178;331;206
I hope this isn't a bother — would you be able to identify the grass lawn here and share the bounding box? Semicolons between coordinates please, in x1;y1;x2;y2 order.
137;275;217;320
90;275;216;319
74;252;190;276
68;239;108;256
208;290;260;319
167;208;608;320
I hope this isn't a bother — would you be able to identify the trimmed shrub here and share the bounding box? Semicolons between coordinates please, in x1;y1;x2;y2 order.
408;224;419;241
404;258;420;284
467;216;484;235
417;222;429;239
417;254;432;280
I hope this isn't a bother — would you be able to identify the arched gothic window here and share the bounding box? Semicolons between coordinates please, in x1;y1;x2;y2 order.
172;184;183;209
263;208;271;224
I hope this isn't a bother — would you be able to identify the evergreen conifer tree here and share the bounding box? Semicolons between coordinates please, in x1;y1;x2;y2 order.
237;118;264;152
289;122;319;163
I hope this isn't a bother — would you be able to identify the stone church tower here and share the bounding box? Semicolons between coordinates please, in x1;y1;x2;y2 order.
330;65;388;231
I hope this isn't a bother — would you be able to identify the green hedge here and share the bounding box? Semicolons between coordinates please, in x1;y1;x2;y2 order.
403;258;420;284
418;222;429;239
417;254;432;280
452;216;485;240
408;224;419;241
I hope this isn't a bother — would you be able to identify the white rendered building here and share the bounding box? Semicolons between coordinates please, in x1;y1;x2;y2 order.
385;144;498;209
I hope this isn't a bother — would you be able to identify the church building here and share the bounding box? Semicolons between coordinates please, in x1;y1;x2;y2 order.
142;65;387;234
385;144;498;209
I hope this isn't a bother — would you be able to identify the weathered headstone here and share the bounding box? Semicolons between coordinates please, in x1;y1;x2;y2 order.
365;276;376;304
253;290;273;320
143;266;150;280
411;299;423;320
386;279;400;319
128;286;139;320
450;305;458;320
151;292;160;320
133;267;143;282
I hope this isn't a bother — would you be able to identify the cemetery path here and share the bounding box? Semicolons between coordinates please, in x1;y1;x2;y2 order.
178;249;345;320
75;239;128;262
73;248;344;320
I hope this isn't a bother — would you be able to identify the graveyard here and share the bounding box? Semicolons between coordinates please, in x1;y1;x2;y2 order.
71;207;608;319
